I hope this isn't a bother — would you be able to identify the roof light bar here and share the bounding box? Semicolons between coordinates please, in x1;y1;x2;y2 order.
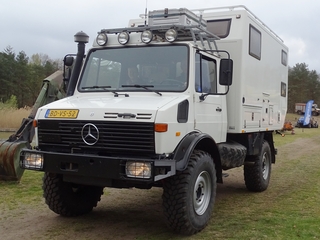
165;29;178;42
96;33;108;46
118;31;130;45
141;30;153;44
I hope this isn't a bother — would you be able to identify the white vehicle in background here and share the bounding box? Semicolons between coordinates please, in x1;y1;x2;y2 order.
295;102;320;116
20;5;288;235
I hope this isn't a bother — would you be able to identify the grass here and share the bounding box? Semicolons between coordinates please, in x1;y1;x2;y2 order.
275;112;320;146
199;127;320;240
0;131;11;140
0;111;320;239
0;171;43;224
0;108;30;130
206;157;320;239
276;127;320;147
0;171;43;209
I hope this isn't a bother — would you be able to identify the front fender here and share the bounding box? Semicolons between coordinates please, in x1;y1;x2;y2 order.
173;132;222;182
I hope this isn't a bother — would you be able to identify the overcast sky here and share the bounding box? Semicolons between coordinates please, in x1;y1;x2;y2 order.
0;0;319;72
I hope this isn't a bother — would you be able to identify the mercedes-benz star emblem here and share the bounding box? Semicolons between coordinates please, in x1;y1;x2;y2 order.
81;123;99;145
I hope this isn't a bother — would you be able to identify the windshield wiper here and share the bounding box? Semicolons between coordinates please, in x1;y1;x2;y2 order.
82;85;126;97
122;84;162;96
82;85;112;90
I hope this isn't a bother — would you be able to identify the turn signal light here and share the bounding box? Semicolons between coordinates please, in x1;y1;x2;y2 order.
33;120;38;127
155;123;168;132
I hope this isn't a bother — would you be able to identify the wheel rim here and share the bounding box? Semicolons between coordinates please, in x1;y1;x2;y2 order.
262;152;270;180
193;171;212;215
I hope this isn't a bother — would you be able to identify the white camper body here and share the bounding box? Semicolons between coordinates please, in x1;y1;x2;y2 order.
202;7;288;133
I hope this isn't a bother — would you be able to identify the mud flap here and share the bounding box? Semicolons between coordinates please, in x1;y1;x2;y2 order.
0;141;28;181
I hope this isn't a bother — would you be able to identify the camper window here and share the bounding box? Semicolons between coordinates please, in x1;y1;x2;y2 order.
281;50;288;66
249;24;261;60
206;19;232;38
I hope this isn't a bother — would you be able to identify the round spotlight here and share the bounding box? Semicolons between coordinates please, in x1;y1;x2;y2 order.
141;30;153;44
118;31;130;45
96;33;108;46
165;29;178;42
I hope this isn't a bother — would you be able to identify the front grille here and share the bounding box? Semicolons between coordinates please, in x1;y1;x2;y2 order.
37;120;155;155
104;112;152;120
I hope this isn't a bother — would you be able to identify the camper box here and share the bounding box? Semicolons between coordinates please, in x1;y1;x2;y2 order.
197;6;288;133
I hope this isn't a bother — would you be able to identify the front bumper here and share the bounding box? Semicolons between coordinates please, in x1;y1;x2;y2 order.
20;149;176;186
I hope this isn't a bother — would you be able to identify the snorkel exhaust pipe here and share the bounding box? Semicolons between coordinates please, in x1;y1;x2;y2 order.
67;31;89;96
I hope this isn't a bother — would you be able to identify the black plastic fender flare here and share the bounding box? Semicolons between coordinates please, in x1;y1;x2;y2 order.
172;131;223;183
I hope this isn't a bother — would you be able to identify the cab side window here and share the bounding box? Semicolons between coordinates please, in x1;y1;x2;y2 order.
195;53;217;93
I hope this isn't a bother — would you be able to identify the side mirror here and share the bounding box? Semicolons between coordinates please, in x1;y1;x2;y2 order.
63;55;76;92
64;56;74;67
219;58;233;86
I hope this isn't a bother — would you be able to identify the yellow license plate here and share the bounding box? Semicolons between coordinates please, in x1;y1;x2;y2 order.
45;109;79;119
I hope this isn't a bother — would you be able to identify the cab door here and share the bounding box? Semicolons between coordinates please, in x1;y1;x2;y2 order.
194;53;226;143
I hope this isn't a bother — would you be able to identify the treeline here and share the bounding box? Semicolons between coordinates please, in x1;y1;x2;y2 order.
288;63;320;113
0;47;319;112
0;46;61;108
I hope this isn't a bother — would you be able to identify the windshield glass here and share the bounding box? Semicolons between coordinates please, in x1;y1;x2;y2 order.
78;45;188;93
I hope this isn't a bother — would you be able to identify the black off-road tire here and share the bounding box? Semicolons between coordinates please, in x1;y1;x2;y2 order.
218;142;247;169
43;173;104;217
162;150;217;235
244;140;271;192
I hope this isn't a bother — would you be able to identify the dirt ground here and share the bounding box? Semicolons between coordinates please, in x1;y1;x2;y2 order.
0;136;314;240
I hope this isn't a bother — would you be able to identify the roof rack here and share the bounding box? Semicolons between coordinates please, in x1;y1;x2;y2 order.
100;22;220;52
136;5;283;43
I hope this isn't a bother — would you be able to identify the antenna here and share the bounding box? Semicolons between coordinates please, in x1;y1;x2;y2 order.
144;0;148;26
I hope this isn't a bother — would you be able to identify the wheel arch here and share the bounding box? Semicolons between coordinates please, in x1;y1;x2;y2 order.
263;131;276;164
228;131;276;164
173;132;223;183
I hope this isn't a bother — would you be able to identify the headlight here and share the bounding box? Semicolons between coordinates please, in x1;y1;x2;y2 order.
141;30;153;44
118;31;130;45
96;33;108;46
126;161;151;178
20;152;44;170
165;29;178;42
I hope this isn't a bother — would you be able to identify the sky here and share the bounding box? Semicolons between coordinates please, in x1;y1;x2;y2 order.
0;0;319;72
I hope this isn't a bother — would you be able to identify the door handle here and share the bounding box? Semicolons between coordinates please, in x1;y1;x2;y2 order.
216;107;222;112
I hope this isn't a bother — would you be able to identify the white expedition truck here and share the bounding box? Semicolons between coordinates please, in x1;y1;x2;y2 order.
20;5;288;235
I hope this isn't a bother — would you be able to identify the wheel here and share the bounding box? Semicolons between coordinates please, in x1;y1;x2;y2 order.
244;140;271;192
43;173;104;216
162;150;216;235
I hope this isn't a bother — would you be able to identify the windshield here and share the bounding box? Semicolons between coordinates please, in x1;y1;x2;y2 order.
78;45;189;93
